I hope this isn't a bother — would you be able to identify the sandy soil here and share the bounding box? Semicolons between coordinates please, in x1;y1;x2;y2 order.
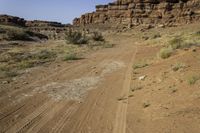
1;23;200;133
0;33;138;133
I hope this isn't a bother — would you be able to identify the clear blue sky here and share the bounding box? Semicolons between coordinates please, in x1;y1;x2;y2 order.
0;0;113;24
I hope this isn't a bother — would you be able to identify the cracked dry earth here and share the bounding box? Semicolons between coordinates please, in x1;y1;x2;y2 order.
0;34;137;133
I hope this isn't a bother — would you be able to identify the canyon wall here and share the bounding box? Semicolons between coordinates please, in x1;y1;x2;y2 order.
73;0;200;28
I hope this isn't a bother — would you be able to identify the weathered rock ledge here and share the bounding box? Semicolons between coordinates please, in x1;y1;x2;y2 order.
73;0;200;28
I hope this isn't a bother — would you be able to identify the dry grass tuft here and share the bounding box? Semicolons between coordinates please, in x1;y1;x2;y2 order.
159;47;173;59
188;75;200;85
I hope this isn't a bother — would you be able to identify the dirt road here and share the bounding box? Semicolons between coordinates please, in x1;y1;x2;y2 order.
0;34;137;133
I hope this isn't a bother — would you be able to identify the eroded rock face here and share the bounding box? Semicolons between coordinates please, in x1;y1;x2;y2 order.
0;15;26;26
73;0;200;28
25;20;65;28
25;21;71;40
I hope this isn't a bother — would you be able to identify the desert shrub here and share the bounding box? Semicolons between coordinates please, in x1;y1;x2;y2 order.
92;32;104;41
0;66;18;78
103;43;114;48
171;63;186;71
25;31;48;40
4;71;18;78
66;31;88;45
181;42;196;48
169;37;184;50
35;50;56;60
6;29;32;41
133;62;148;69
188;75;200;85
169;37;196;50
152;33;161;39
18;61;34;69
159;47;173;59
63;53;80;61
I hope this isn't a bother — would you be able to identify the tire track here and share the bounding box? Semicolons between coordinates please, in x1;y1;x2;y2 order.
50;103;79;133
0;104;25;121
61;43;137;133
0;95;49;132
0;53;109;112
25;101;68;133
66;86;106;133
0;61;83;105
0;94;48;122
5;100;55;133
113;46;137;133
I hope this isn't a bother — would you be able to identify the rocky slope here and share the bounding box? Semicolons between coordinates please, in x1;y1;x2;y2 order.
73;0;200;28
0;15;72;40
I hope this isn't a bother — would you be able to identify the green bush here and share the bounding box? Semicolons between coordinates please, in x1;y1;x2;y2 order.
159;47;173;59
66;31;88;45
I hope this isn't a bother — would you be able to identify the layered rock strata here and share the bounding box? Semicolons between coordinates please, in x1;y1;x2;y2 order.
73;0;200;27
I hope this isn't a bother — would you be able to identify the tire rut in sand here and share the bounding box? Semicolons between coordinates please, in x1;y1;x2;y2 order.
113;46;137;133
5;100;55;133
50;103;79;133
25;101;69;133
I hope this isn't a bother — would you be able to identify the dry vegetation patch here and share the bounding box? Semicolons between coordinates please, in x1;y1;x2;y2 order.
0;41;85;81
0;24;47;41
0;29;115;82
188;75;200;85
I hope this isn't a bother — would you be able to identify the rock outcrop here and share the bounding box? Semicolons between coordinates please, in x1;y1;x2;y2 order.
0;15;26;26
73;0;200;28
25;20;66;28
0;15;72;40
25;20;71;40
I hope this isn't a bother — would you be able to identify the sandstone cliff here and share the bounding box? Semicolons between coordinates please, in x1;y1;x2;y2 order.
73;0;200;28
